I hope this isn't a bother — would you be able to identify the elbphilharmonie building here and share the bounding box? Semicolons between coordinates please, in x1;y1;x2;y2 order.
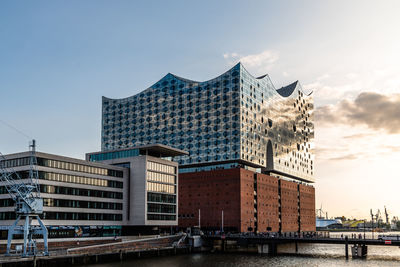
0;63;315;235
101;63;314;183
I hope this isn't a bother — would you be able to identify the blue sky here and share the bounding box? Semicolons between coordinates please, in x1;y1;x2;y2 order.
1;1;400;219
1;0;313;154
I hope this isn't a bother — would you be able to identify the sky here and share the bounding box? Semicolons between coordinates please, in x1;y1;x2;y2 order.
1;0;399;220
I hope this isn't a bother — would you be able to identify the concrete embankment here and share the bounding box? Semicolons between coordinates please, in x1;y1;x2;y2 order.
0;235;186;267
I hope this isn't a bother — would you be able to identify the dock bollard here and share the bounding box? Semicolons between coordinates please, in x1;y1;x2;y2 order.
345;236;349;260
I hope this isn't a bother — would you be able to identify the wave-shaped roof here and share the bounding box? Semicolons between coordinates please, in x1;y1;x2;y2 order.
104;62;312;100
276;81;299;97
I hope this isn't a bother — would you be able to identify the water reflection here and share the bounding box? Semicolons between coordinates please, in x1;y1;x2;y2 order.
86;251;400;267
84;232;400;267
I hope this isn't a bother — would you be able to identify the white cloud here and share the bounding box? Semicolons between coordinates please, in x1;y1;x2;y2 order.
314;91;400;163
303;81;360;106
316;74;330;81
303;66;400;106
345;73;358;80
223;50;279;73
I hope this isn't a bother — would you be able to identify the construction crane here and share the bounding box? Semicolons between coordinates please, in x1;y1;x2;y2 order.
0;140;48;257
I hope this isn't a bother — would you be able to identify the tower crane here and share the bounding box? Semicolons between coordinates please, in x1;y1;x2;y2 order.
0;140;48;257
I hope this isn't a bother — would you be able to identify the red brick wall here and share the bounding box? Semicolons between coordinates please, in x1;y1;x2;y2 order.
299;184;316;231
178;168;241;231
179;168;316;233
239;169;255;232
280;179;299;232
256;173;279;232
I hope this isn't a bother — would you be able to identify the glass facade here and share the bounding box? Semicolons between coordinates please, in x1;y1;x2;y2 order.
42;172;123;188
39;185;123;199
146;182;175;194
147;192;176;204
0;156;124;223
86;148;179;224
42;198;122;210
101;63;314;182
0;211;122;221
89;148;139;162
147;171;175;184
146;160;177;221
9;170;123;189
0;156;124;178
179;162;241;173
37;158;124;178
147;161;175;174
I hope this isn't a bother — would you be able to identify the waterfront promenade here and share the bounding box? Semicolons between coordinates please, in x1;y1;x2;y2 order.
0;234;186;266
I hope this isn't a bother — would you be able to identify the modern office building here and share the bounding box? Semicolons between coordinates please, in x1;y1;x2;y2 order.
100;63;316;233
86;144;187;232
0;144;185;238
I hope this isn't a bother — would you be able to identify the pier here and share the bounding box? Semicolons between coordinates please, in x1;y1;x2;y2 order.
204;234;400;259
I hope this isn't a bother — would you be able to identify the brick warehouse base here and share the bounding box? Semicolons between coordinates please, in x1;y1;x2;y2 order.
178;168;315;233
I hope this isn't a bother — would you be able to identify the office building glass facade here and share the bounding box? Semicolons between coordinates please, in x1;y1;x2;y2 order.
146;160;177;221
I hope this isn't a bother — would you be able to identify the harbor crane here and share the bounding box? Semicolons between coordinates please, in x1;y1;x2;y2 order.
376;209;382;228
0;140;48;257
370;209;375;229
384;206;389;225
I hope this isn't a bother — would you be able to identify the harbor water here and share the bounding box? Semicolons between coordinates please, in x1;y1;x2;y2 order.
82;232;400;266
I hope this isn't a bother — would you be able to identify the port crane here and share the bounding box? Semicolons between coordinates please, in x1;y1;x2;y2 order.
384;206;389;226
370;209;375;229
0;140;48;257
376;209;382;228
